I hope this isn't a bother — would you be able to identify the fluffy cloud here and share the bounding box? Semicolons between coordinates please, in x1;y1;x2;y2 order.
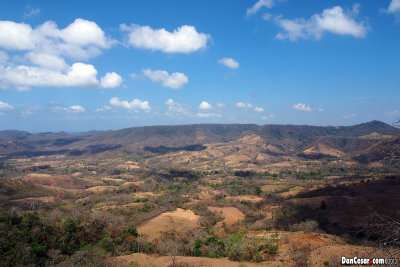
247;0;275;16
141;69;188;89
276;6;368;41
25;52;68;71
388;0;400;13
121;24;210;53
0;19;114;59
0;100;13;111
100;72;123;88
218;57;239;69
197;113;222;118
236;102;253;109
199;101;212;110
293;103;312;112
254;107;264;112
0;62;101;90
67;105;85;113
110;97;151;112
0;19;120;90
60;19;112;49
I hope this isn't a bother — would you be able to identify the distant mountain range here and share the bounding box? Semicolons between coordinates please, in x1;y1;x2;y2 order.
0;121;399;162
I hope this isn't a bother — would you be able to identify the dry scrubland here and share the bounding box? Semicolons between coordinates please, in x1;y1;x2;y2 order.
0;122;399;266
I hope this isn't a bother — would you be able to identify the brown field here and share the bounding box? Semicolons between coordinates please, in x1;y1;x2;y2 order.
137;209;200;241
207;206;245;226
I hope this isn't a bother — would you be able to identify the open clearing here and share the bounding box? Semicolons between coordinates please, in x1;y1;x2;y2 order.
137;209;200;241
207;206;245;226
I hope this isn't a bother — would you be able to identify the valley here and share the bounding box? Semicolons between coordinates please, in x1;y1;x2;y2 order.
0;121;399;266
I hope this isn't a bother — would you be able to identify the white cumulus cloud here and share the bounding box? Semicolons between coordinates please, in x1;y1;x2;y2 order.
0;100;13;111
0;19;114;59
121;24;210;53
25;52;68;71
141;69;188;89
110;97;151;112
0;19;119;90
293;103;312;112
388;0;400;13
67;105;85;113
247;0;275;16
254;107;264;112
218;57;239;69
0;62;100;90
275;6;368;41
199;101;212;110
100;72;123;88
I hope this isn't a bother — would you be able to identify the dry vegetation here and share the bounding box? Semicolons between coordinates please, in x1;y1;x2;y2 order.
0;122;399;266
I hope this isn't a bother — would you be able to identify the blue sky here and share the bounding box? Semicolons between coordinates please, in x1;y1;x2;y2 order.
0;0;399;132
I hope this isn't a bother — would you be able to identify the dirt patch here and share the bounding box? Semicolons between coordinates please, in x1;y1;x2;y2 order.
277;186;304;198
11;196;55;204
207;206;245;226
132;191;161;198
262;184;286;192
122;180;146;188
137;209;200;241
303;143;345;157
117;161;140;169
22;173;76;188
226;195;264;203
224;155;252;167
85;186;119;194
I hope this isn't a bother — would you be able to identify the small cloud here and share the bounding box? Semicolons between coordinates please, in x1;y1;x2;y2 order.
275;5;368;41
24;6;40;18
139;69;189;89
236;102;253;109
110;97;150;112
254;107;264;112
387;0;400;13
64;105;85;113
293;103;312;112
216;103;226;108
197;113;222;118
165;99;191;117
199;101;212;110
100;72;123;88
121;24;210;53
0;100;13;111
247;0;275;16
95;105;111;112
218;57;239;69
